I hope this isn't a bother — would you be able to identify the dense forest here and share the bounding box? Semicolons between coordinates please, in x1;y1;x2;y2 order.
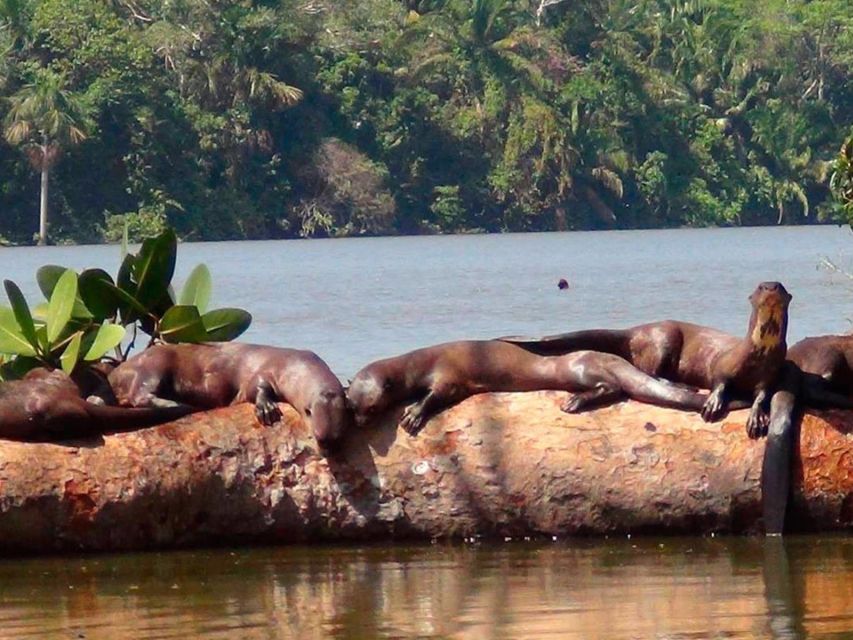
0;0;851;244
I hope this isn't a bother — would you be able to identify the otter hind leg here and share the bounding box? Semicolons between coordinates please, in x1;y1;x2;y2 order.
561;384;622;413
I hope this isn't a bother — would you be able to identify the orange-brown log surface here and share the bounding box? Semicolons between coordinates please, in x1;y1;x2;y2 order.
0;390;851;553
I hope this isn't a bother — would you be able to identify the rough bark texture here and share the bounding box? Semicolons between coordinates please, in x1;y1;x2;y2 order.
0;391;851;553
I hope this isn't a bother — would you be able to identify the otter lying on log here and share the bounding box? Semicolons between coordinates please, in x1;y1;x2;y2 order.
0;368;195;442
346;340;713;435
0;395;851;553
108;343;350;448
501;281;792;439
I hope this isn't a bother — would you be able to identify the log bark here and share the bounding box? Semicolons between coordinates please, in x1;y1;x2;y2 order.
1;391;852;553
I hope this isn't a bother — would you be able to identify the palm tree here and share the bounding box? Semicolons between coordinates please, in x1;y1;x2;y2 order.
3;68;90;245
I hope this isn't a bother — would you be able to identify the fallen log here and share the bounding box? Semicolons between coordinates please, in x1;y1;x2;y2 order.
0;391;851;553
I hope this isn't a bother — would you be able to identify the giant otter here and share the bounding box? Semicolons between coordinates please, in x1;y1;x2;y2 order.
0;368;195;442
347;340;714;436
761;334;853;534
501;281;792;438
108;343;350;448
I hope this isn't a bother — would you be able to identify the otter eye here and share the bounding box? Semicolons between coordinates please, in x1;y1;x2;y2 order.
304;408;312;417
383;379;393;391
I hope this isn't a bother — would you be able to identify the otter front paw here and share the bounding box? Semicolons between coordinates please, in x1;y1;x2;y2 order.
255;398;282;426
561;394;588;414
701;391;725;422
399;403;426;436
746;408;769;439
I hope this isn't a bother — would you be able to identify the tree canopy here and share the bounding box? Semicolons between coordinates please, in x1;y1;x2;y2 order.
0;0;851;243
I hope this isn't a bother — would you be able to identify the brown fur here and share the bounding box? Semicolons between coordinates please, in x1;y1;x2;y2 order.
501;281;792;438
347;340;713;436
109;342;350;447
0;368;194;442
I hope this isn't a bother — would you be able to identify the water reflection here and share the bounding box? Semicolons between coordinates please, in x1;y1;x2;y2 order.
0;537;851;639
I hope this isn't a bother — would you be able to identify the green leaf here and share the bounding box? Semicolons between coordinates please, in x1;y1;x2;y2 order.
0;307;37;356
202;308;252;342
47;270;78;344
36;265;67;300
178;264;212;313
83;323;126;361
79;268;119;320
159;305;208;343
60;332;82;375
3;280;39;352
133;228;177;307
116;252;139;324
36;265;91;319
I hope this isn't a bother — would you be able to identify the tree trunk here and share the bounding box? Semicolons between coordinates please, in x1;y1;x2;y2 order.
38;157;49;246
0;392;851;554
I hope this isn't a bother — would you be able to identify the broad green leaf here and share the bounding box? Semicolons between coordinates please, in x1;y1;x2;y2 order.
47;270;78;344
133;228;177;307
3;280;38;352
36;265;67;299
32;302;48;321
83;324;126;361
159;305;208;343
35;265;91;319
60;332;82;374
116;252;139;324
179;264;212;313
202;308;252;342
79;268;119;320
0;307;37;356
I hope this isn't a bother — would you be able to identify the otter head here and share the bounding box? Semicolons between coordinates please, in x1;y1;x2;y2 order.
305;388;352;451
747;281;792;350
346;366;401;428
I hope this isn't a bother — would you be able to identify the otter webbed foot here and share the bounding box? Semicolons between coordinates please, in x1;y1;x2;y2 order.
746;407;770;439
254;383;282;426
561;385;621;414
399;402;427;436
746;389;770;439
701;384;727;422
254;396;282;426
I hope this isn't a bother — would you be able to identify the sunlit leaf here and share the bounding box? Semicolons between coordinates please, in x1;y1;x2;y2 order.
83;323;126;361
179;264;212;313
0;307;37;356
3;280;38;352
202;308;252;341
47;270;77;344
159;305;207;343
60;332;82;374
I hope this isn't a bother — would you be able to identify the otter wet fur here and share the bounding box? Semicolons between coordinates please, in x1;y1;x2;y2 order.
346;340;714;436
0;368;196;442
108;342;350;448
501;281;792;439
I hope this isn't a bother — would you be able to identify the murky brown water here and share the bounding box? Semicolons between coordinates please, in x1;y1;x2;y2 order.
0;537;851;639
1;227;853;637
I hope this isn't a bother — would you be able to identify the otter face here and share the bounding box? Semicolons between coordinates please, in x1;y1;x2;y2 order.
346;369;396;428
305;389;352;450
748;281;792;348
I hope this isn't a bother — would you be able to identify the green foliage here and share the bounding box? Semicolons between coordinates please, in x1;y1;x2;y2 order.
0;0;850;239
832;135;853;220
0;226;251;378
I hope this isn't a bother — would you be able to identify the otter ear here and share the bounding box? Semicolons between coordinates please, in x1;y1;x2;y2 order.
383;379;394;391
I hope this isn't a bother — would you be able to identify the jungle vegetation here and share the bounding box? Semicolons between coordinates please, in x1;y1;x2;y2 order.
0;0;851;244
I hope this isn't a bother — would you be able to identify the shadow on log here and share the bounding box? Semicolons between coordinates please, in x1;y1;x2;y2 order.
0;390;851;553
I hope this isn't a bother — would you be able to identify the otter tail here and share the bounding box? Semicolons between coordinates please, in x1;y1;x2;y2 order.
85;403;199;433
500;329;631;357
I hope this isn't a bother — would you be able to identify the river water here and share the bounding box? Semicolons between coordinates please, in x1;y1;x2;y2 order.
1;225;852;638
